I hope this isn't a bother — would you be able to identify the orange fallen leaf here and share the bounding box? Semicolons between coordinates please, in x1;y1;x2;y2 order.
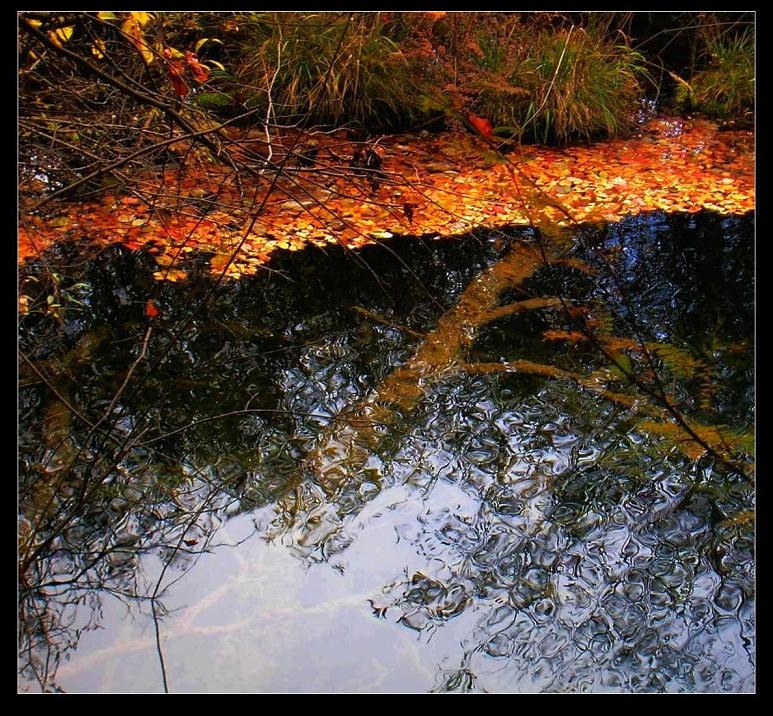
145;299;160;318
468;113;494;139
543;330;588;343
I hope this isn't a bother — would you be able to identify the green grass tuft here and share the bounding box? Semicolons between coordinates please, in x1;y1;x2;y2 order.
234;13;437;130
471;26;650;145
690;29;754;121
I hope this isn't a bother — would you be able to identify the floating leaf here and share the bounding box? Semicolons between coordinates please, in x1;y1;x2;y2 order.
543;330;588;343
145;299;159;318
19;115;754;280
468;113;494;139
159;268;187;282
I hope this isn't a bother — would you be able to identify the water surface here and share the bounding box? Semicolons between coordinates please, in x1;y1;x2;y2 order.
18;210;754;693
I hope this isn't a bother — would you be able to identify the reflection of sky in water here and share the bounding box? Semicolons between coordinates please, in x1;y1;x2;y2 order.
52;491;477;693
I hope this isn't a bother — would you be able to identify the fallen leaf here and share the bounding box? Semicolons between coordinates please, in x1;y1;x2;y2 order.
145;299;159;318
468;113;494;139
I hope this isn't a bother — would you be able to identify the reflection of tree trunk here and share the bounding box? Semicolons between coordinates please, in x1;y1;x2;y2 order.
306;241;556;492
269;241;563;549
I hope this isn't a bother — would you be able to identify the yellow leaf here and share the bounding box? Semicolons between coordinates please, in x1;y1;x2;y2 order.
121;16;138;36
48;26;74;48
210;255;229;271
97;11;118;21
165;268;188;282
56;26;74;43
206;60;225;71
91;38;106;59
139;41;154;65
131;11;153;27
195;37;224;54
121;14;154;64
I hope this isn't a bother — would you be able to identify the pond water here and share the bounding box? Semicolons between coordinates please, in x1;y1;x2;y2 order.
18;210;754;693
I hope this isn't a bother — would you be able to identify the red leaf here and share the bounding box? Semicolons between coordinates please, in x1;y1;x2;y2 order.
166;56;189;97
468;113;493;139
185;51;210;83
145;299;159;318
169;70;189;97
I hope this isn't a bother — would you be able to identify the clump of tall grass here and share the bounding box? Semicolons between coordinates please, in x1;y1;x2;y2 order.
214;12;653;141
234;12;435;130
676;29;754;121
471;25;650;144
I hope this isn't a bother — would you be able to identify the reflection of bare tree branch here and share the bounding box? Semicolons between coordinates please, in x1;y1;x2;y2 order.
349;305;426;339
19;352;95;430
18;454;239;691
93;326;152;431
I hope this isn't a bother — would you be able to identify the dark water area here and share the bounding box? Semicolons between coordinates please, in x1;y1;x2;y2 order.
18;210;754;693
